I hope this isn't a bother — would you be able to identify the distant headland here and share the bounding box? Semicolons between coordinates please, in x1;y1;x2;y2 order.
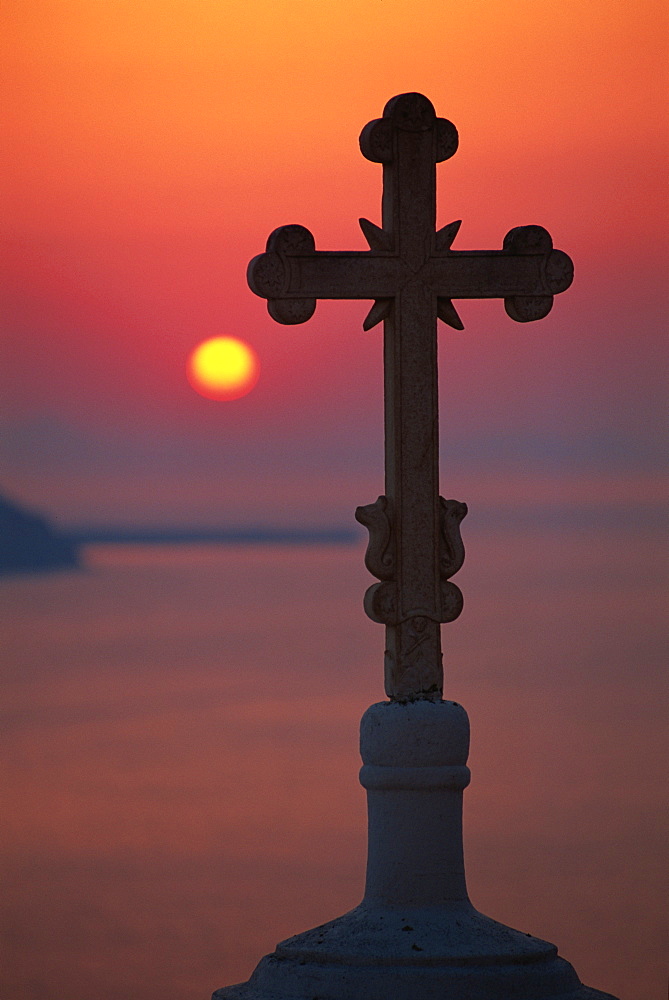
0;493;79;575
1;492;358;576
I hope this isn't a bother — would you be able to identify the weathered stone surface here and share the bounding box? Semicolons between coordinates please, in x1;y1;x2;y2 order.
248;92;573;702
211;96;615;1000
213;703;618;1000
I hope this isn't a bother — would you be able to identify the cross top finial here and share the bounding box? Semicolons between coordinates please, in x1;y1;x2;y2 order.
360;92;458;165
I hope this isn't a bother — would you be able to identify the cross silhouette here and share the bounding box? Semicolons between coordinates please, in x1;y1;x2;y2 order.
248;93;573;701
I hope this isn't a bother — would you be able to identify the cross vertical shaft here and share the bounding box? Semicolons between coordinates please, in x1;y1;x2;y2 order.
383;280;443;698
358;94;464;700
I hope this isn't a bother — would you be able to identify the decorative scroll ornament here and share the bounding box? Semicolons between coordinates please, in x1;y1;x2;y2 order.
439;498;467;579
356;495;467;629
355;496;394;580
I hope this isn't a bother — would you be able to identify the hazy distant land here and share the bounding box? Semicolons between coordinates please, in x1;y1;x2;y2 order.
0;493;79;574
0;492;357;575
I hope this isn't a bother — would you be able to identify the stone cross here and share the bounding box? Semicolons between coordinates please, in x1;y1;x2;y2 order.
248;92;573;702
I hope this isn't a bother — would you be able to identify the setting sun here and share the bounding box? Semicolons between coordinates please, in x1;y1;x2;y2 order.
187;336;259;401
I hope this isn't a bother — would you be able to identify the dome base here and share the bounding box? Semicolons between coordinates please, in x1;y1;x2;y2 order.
213;899;618;1000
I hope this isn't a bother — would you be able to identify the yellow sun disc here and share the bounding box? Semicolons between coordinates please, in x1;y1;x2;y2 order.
187;336;259;401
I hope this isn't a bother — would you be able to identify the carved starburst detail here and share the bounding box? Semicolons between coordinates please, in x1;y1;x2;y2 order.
359;217;394;251
434;219;462;250
437;298;464;330
363;298;392;331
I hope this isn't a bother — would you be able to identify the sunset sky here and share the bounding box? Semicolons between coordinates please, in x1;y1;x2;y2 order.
2;0;666;529
2;9;666;997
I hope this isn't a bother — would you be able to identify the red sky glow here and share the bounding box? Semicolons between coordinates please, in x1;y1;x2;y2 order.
1;0;666;527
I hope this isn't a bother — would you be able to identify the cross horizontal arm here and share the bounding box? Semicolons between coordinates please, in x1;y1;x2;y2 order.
426;247;573;299
248;220;573;328
248;249;405;301
250;245;572;302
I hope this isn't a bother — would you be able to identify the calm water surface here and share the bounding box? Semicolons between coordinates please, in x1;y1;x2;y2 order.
1;529;665;999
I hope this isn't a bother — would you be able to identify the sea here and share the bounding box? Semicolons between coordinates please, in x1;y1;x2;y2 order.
1;522;666;999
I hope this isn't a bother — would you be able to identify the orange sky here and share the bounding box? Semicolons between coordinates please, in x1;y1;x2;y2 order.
1;0;667;525
1;14;666;993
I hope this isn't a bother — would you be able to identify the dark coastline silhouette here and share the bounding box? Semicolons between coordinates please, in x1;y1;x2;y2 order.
67;526;357;546
0;493;79;575
0;492;357;576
